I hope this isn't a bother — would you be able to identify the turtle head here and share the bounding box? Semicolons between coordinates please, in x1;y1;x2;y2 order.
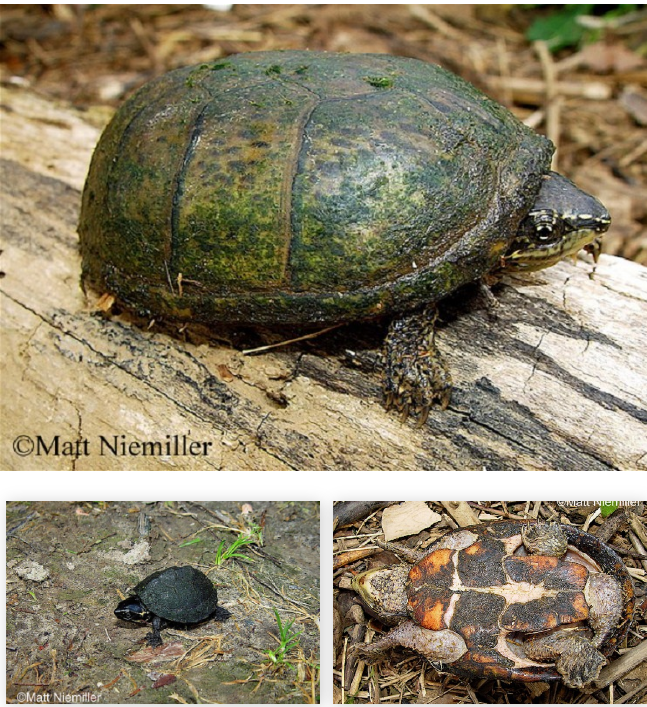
352;564;410;622
500;172;610;272
114;596;150;624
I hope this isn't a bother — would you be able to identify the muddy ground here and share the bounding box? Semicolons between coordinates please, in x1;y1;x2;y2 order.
7;501;320;704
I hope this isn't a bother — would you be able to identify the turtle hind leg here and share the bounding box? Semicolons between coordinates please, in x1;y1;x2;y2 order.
586;573;623;649
556;640;606;689
524;632;606;689
352;621;466;664
383;307;452;425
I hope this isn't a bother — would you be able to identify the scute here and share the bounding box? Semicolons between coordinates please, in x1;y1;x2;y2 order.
409;547;455;585
408;585;454;631
503;555;588;589
457;538;507;587
135;566;218;624
501;591;589;632
79;51;553;326
451;591;505;651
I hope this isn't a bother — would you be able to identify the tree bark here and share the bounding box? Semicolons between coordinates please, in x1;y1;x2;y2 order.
1;87;646;471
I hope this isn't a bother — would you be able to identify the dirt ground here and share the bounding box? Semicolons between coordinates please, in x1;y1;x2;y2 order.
7;501;320;704
334;501;647;704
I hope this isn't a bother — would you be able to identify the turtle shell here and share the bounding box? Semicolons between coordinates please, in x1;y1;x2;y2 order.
134;566;218;624
79;50;553;326
407;520;634;683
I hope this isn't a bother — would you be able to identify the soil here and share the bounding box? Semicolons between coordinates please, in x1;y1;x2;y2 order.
7;501;320;704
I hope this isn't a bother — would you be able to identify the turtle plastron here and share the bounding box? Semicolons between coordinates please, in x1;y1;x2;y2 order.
351;520;632;686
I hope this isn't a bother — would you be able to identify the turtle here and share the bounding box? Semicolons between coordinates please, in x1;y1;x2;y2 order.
351;520;634;688
114;565;221;647
78;51;611;421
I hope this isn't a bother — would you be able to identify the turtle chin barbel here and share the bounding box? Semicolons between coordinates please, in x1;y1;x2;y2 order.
79;51;611;423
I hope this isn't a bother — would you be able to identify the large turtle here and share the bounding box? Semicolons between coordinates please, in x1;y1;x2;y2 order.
352;520;634;688
78;51;610;420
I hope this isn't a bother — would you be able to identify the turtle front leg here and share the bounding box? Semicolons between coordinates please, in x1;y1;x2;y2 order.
524;631;606;689
145;615;165;648
383;307;452;425
353;621;466;664
375;539;427;565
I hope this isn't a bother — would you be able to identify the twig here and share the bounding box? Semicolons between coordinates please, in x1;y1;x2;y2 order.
408;5;466;42
534;40;561;169
242;324;343;355
486;76;611;103
6;512;38;539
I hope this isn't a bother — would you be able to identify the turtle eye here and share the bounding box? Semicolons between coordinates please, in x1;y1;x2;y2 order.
528;210;561;244
533;219;563;245
535;226;561;246
536;225;553;242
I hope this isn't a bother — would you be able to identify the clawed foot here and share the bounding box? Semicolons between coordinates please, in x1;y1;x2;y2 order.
145;631;163;648
525;632;606;689
384;308;452;425
555;639;606;689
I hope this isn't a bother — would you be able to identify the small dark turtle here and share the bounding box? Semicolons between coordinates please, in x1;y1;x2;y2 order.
114;566;220;647
352;520;634;688
79;51;611;421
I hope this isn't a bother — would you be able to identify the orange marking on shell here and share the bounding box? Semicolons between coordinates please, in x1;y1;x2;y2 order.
419;599;446;631
471;651;499;666
408;565;423;583
412;548;454;579
544;614;558;630
527;556;559;571
560;562;589;588
569;592;589;621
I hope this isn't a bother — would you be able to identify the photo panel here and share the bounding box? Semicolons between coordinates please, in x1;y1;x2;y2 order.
333;501;645;704
6;501;320;704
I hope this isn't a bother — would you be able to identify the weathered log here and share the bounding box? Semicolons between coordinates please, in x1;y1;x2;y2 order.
1;87;646;471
